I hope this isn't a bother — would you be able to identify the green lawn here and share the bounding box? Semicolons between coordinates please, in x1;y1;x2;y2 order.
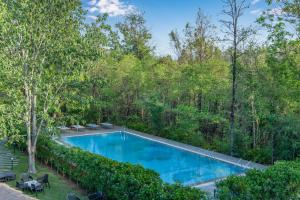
6;149;87;200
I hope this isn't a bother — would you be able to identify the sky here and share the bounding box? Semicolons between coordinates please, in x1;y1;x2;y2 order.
82;0;271;56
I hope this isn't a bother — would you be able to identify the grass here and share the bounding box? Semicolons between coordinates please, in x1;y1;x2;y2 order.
6;149;87;200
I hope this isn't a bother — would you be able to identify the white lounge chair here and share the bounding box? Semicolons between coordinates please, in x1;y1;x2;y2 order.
100;123;113;129
86;124;99;130
57;126;70;130
70;125;85;132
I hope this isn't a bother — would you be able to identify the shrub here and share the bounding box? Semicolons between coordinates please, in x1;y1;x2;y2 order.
36;136;206;200
216;159;300;200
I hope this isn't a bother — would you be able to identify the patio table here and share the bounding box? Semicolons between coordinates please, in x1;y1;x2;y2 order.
24;180;41;190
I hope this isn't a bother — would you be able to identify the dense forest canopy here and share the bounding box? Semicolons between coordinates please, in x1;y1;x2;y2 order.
0;0;299;174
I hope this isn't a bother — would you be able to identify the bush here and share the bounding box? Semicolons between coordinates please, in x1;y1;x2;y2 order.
216;159;300;200
36;136;206;200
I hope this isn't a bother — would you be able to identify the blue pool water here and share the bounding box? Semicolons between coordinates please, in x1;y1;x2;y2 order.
63;132;246;185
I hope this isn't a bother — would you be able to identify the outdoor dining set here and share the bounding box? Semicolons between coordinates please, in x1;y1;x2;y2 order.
16;173;49;195
0;171;49;196
0;171;106;199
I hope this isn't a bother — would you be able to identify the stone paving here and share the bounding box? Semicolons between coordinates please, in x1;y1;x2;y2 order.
0;183;36;200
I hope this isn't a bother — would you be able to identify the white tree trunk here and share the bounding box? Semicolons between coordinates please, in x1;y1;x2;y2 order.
25;83;37;174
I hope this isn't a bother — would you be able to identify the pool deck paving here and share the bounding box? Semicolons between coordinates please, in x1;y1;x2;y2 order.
0;183;37;200
58;125;267;193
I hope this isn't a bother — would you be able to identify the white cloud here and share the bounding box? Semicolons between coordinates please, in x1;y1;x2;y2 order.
89;7;99;13
88;0;97;6
251;0;261;5
250;9;262;16
267;8;284;15
87;15;98;20
87;0;135;17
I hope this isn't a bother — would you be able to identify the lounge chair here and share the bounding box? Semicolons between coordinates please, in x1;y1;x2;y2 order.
86;124;99;130
100;123;113;129
70;125;85;132
66;193;81;200
0;172;16;182
37;174;50;188
88;191;106;200
57;126;70;131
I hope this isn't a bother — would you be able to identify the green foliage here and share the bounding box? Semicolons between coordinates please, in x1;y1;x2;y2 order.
216;159;300;200
164;183;205;200
36;136;206;200
147;101;164;133
116;12;153;59
1;0;299;182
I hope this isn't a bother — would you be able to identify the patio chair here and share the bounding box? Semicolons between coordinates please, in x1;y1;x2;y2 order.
37;173;50;188
88;191;106;200
21;173;33;182
66;193;81;200
0;172;16;182
30;183;44;196
16;181;27;191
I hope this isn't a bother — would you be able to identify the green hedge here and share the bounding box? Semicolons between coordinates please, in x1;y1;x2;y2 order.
216;159;300;200
36;136;206;200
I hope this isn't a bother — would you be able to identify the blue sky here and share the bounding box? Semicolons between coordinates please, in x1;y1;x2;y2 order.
82;0;270;56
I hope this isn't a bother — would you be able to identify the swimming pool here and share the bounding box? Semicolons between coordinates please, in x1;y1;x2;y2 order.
62;132;246;185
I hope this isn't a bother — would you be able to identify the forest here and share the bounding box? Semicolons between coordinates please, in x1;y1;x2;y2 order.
60;0;300;165
0;0;299;174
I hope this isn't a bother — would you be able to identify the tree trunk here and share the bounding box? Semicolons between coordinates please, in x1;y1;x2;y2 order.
141;107;144;120
25;83;38;174
197;92;202;112
28;93;37;174
250;94;256;148
230;22;237;156
28;145;36;173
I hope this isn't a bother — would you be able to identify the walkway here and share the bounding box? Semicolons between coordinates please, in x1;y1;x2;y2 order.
0;183;36;200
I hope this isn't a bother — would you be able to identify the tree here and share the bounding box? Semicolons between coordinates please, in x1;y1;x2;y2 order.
0;0;86;173
256;0;300;163
116;12;153;59
265;0;300;36
221;0;252;155
169;9;217;64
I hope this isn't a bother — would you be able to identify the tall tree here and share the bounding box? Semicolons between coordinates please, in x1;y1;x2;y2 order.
221;0;252;155
169;9;217;64
116;12;152;59
0;0;86;173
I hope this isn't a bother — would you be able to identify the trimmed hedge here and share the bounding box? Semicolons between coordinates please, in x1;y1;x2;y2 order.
36;136;206;200
216;159;300;200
